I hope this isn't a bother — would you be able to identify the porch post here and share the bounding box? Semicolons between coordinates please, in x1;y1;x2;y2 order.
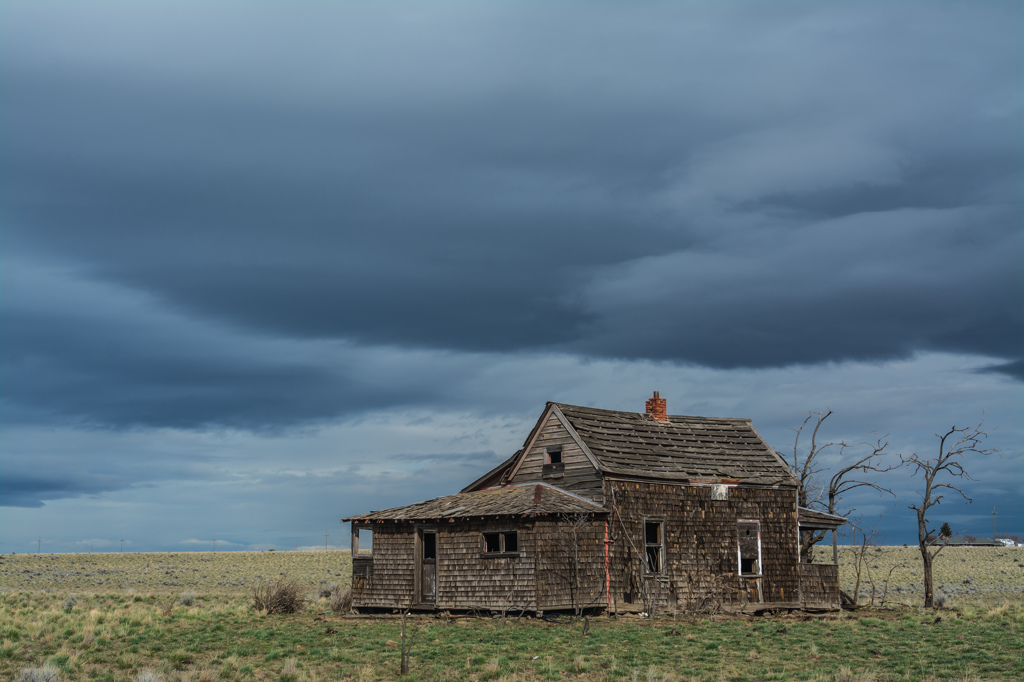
351;522;359;555
832;528;838;565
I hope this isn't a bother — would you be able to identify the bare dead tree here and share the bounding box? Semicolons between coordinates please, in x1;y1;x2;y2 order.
902;415;998;608
789;410;898;562
879;552;910;607
843;522;891;606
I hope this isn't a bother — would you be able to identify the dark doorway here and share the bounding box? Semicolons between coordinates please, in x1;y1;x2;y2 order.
418;530;437;604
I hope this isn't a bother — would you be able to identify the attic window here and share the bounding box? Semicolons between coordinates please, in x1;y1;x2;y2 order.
543;446;564;478
644;520;664;573
482;531;519;555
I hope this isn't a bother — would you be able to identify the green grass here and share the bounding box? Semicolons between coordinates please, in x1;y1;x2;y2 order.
2;548;1023;679
1;593;1022;680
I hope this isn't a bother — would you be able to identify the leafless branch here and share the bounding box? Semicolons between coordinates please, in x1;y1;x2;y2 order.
902;413;999;607
788;411;899;562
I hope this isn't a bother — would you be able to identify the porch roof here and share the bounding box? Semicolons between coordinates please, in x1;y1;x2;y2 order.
797;507;847;530
343;483;607;522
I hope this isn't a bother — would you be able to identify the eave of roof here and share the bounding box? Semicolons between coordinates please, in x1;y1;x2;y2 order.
797;507;848;529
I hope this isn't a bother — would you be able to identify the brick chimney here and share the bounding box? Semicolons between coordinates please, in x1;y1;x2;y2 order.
645;391;668;422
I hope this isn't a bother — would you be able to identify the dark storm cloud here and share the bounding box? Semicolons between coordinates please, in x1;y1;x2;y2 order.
2;1;1022;434
0;473;123;508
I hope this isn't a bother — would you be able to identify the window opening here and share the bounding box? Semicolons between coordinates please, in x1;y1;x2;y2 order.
354;528;373;554
543;446;564;478
482;531;519;554
422;531;436;560
737;520;761;575
644;520;664;573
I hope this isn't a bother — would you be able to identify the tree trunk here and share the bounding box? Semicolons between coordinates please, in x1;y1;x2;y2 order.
921;548;933;608
917;507;934;608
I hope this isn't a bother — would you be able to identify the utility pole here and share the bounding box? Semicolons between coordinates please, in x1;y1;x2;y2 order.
993;507;997;541
120;539;124;553
213;538;216;553
37;537;41;554
325;530;329;551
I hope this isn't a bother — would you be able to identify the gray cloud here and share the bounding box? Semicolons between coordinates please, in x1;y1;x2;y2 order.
3;3;1019;394
1;2;1021;548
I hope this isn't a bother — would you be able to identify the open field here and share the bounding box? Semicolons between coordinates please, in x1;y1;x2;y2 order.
0;551;355;596
1;593;1022;681
4;546;1021;607
0;547;1022;680
821;545;1024;607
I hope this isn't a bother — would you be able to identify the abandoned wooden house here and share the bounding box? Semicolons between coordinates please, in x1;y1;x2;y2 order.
343;393;846;614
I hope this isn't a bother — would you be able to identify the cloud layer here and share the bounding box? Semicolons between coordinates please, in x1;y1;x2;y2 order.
1;2;1021;549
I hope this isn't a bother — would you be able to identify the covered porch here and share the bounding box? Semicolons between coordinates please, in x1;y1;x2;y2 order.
797;507;847;609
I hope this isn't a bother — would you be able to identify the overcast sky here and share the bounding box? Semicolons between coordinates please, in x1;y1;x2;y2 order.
2;2;1021;553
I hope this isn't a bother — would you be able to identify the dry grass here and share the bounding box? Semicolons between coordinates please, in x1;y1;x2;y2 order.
817;544;1024;607
0;550;355;596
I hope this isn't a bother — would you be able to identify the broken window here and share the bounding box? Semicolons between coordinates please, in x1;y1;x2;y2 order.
545;446;562;465
645;520;664;573
737;520;761;575
353;527;372;554
482;531;519;554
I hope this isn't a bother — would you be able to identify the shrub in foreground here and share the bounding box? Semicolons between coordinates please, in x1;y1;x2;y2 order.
331;587;352;613
252;577;306;614
179;590;196;607
16;666;61;682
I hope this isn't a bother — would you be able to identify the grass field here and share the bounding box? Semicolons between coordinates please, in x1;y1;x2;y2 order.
0;550;355;596
1;547;1022;681
823;545;1024;606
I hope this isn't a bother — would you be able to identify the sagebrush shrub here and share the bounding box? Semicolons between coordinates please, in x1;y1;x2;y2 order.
16;666;61;682
62;596;77;614
133;671;163;682
179;590;196;607
252;577;306;614
934;590;948;608
318;581;339;599
331;587;352;613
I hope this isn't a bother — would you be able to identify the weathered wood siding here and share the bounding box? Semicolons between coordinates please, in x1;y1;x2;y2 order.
350;520;538;611
436;519;537;611
533;517;606;611
799;563;840;608
509;412;604;503
350;522;414;609
605;480;800;611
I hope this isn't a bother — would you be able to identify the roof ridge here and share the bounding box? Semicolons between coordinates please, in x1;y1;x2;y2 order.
552;401;751;422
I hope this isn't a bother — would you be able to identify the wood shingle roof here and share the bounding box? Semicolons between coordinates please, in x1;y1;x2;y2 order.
552;403;798;486
797;507;847;529
342;483;607;522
